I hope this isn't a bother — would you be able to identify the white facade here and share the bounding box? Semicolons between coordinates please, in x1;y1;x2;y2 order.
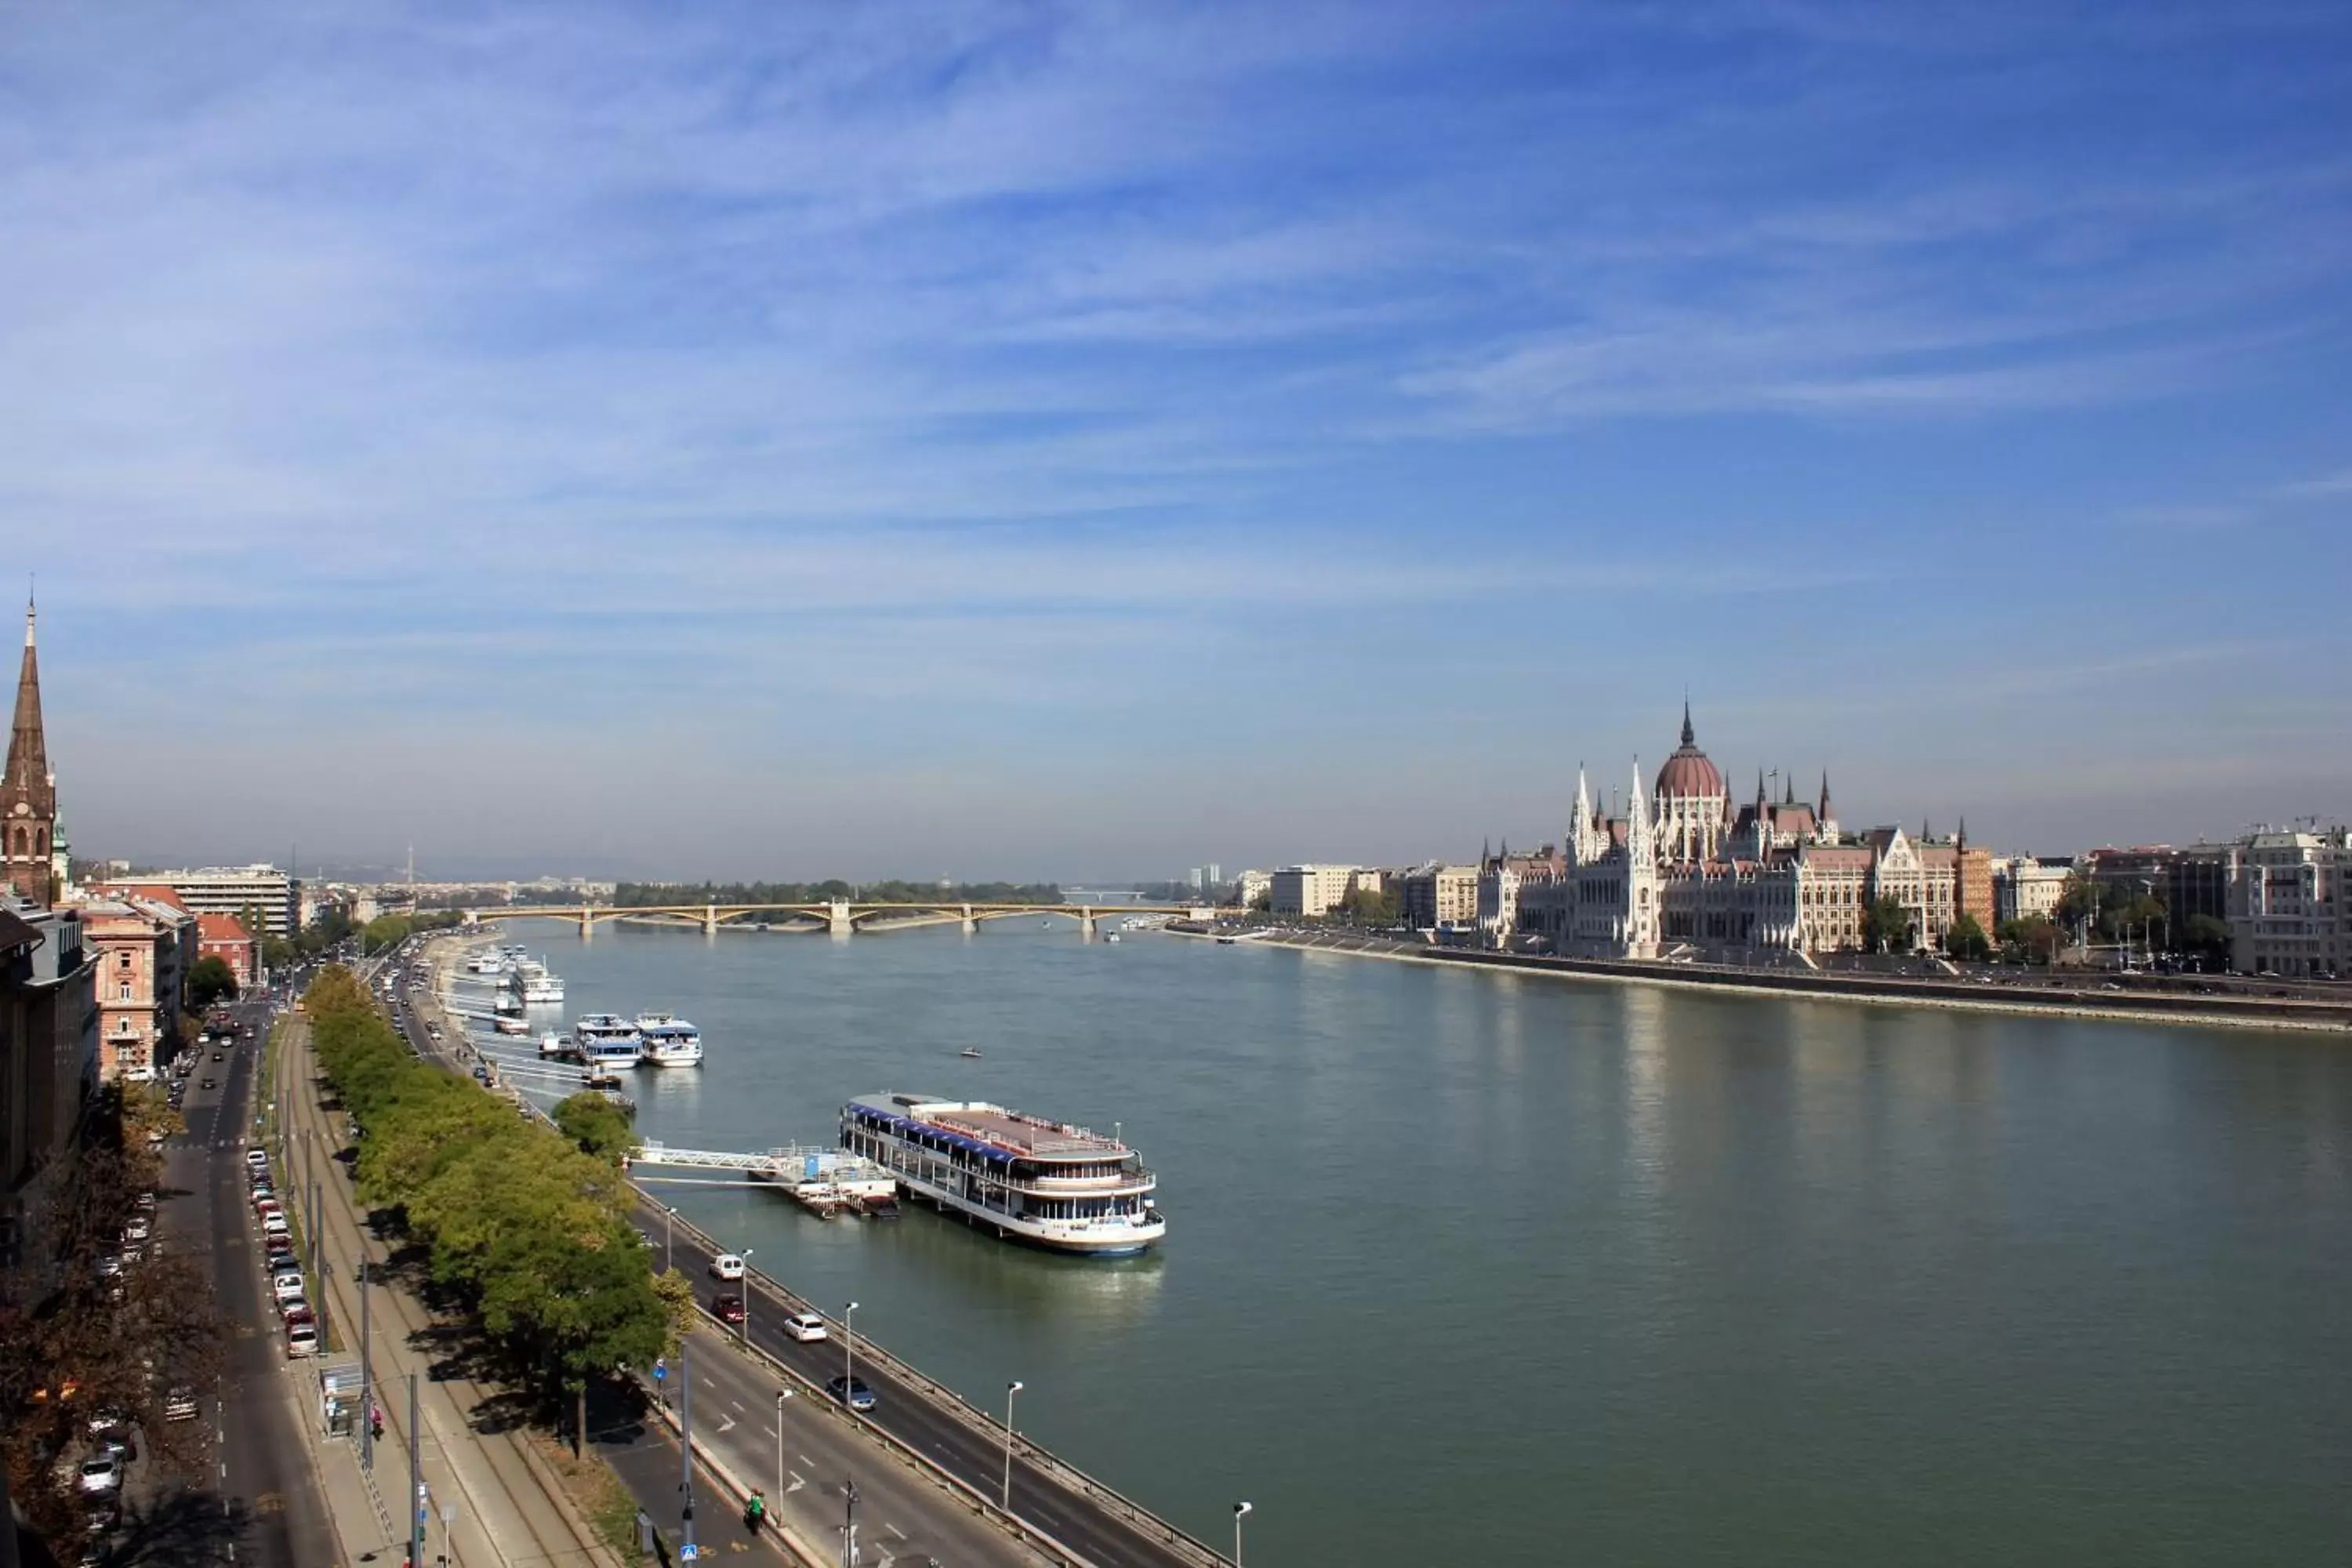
1994;857;2071;924
2229;829;2347;978
1233;869;1273;909
1271;864;1363;918
118;864;299;935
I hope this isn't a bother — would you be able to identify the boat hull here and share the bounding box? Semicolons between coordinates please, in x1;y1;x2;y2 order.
891;1170;1165;1255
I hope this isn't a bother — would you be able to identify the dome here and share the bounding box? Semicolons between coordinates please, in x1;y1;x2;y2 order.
1654;702;1726;800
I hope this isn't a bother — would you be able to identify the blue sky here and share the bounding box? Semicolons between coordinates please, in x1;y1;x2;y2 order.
5;1;2349;878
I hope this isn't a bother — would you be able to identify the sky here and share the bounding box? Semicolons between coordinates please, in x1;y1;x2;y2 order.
4;0;2350;880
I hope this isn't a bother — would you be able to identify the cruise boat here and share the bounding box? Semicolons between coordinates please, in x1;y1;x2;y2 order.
572;1014;643;1070
840;1094;1164;1256
493;1014;528;1036
507;957;566;1006
634;1013;703;1069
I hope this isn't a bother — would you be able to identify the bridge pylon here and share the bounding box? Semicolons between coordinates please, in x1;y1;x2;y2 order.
1080;906;1097;941
704;902;718;937
579;904;594;941
960;902;977;936
827;898;854;938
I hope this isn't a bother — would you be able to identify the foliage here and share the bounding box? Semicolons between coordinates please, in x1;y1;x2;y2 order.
359;910;465;956
1330;886;1401;924
1944;913;1992;961
1248;890;1272;913
0;1091;222;1557
1861;895;1915;954
649;1268;698;1359
301;967;670;1420
1997;915;2063;965
612;880;1062;909
2182;913;2233;956
555;1092;641;1164
187;953;241;1012
2056;877;2169;945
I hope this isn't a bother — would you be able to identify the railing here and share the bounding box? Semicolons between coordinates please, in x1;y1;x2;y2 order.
642;1197;1230;1568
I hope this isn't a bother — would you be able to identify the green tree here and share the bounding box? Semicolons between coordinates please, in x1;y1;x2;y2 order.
1861;895;1915;954
187;953;241;1013
1332;886;1400;925
554;1092;640;1164
1997;915;2062;965
1944;913;1992;961
2182;913;2233;958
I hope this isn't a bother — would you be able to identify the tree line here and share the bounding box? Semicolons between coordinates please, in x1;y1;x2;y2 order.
612;879;1062;907
303;967;682;1452
0;1086;222;1556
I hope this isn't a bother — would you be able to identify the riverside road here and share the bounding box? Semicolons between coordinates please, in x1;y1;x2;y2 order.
392;953;1216;1568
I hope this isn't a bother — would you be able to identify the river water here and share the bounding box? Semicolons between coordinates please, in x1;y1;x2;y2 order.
471;918;2352;1566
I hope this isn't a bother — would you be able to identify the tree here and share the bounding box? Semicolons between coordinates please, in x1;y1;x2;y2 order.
187;953;241;1013
2183;913;2233;958
1944;913;1991;961
1861;895;1915;954
1248;890;1272;913
1998;915;2062;965
1332;886;1400;925
554;1092;640;1164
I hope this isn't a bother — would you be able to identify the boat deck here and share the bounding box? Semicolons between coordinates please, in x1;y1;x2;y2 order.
927;1104;1124;1157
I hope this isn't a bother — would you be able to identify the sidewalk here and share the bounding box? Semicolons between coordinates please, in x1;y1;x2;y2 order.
276;1016;621;1568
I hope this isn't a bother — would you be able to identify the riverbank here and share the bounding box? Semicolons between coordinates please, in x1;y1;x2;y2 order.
1171;927;2352;1034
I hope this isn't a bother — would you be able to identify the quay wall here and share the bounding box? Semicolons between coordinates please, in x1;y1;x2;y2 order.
1174;928;2352;1035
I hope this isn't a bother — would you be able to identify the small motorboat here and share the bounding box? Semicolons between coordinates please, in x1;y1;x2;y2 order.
959;1047;983;1059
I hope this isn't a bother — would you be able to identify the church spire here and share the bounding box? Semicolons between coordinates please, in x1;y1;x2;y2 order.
1679;695;1695;750
3;590;56;904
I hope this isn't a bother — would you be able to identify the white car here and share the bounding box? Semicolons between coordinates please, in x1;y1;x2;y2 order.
272;1272;305;1302
122;1218;151;1243
781;1313;828;1343
262;1214;290;1239
245;1146;269;1169
76;1456;122;1495
709;1254;745;1282
285;1323;318;1358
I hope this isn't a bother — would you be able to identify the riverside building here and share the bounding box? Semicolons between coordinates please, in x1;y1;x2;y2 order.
1501;704;1986;960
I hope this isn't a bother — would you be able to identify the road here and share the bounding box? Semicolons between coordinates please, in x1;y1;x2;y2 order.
394;946;1218;1568
161;994;339;1568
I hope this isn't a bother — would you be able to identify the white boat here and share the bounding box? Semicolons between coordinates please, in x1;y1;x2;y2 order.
493;1015;528;1036
572;1014;642;1070
634;1013;703;1069
508;957;566;1006
840;1094;1164;1256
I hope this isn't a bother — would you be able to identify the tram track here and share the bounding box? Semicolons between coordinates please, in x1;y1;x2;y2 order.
278;1015;618;1568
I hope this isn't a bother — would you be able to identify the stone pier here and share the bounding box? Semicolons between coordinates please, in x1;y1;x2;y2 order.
960;902;978;936
827;898;854;937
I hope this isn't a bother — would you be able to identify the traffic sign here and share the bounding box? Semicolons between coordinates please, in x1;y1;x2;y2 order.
679;1544;698;1562
653;1361;667;1382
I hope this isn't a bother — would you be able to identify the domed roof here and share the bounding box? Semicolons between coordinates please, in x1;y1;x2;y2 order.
1654;702;1726;800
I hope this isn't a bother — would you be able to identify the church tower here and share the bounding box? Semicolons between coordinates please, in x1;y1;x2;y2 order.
1623;760;1661;958
2;596;58;905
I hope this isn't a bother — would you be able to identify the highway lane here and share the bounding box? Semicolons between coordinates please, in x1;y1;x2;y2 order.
162;997;338;1568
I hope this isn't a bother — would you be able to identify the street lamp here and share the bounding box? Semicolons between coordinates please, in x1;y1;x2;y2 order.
665;1207;676;1274
738;1249;754;1345
1234;1501;1252;1566
1001;1381;1023;1510
843;1302;860;1415
774;1388;793;1506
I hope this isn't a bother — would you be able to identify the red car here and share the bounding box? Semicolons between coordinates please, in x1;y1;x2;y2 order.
713;1294;746;1325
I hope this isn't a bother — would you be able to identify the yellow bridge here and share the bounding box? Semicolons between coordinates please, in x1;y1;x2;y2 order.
463;900;1217;939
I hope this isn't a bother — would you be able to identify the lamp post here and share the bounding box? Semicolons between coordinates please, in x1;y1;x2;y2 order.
665;1207;676;1274
1233;1501;1251;1566
358;1258;372;1470
738;1249;753;1345
774;1389;792;1506
1001;1381;1023;1510
843;1301;860;1415
840;1476;858;1568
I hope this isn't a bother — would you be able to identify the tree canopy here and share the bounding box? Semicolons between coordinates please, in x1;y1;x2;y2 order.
302;967;670;1441
1861;895;1915;954
1944;912;1992;961
187;953;241;1013
555;1091;640;1164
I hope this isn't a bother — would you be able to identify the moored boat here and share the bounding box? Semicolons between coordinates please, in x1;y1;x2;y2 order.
840;1094;1164;1255
635;1013;703;1068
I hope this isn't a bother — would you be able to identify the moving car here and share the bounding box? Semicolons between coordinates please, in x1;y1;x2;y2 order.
712;1294;746;1325
781;1313;828;1343
823;1375;876;1413
710;1253;746;1282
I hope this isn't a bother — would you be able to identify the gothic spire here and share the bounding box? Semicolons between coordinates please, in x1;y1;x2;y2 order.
1679;696;1695;749
6;593;49;805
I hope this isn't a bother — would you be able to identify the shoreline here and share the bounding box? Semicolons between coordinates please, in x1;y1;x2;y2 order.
1168;928;2352;1035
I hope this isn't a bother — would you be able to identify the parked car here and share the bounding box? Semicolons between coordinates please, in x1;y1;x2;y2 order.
245;1147;269;1169
710;1253;746;1282
285;1323;318;1358
781;1313;828;1343
713;1294;746;1325
824;1375;876;1413
75;1455;122;1495
273;1271;306;1302
263;1214;291;1239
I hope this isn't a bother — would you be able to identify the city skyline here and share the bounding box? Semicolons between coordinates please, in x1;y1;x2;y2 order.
9;2;2350;872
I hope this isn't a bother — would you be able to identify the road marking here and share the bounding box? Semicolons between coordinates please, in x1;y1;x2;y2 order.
716;1415;735;1433
785;1472;805;1494
884;1523;907;1541
799;1454;816;1469
731;1399;745;1413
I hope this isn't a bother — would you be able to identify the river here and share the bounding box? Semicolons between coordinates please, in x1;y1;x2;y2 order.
467;918;2352;1566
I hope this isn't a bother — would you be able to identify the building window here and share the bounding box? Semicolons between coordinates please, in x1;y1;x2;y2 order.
118;983;132;1001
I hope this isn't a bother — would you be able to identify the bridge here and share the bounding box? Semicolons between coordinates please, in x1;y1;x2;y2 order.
459;899;1217;939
